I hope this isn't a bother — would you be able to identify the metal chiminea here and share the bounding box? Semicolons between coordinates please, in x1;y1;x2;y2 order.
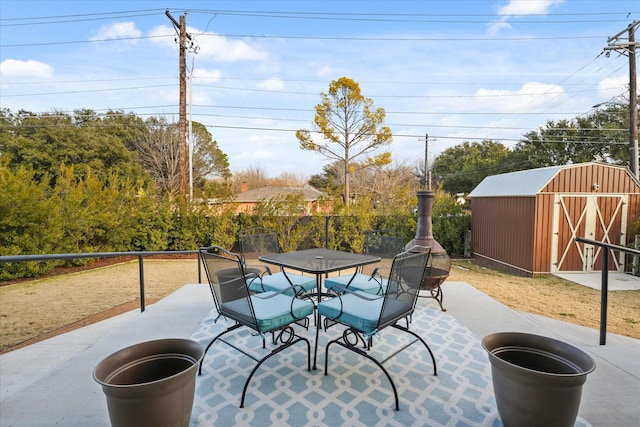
406;190;450;311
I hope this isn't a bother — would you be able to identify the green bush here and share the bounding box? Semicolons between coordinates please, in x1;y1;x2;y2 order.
0;165;64;278
0;165;471;281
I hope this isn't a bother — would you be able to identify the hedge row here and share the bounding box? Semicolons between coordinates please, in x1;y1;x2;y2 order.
0;165;470;280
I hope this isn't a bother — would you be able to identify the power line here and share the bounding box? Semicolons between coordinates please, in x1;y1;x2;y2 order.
0;10;162;26
187;8;635;25
3;8;635;25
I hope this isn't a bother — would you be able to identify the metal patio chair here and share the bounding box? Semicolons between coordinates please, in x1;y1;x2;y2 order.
317;247;437;411
324;230;406;295
198;246;315;408
238;227;316;295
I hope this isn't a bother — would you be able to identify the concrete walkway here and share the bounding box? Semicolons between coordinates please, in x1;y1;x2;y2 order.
1;282;638;426
554;271;640;291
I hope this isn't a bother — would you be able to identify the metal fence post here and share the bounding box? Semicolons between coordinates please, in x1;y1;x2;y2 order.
599;251;609;345
138;255;145;312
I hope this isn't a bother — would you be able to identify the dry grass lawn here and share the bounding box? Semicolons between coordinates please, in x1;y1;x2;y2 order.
1;257;639;354
449;259;640;339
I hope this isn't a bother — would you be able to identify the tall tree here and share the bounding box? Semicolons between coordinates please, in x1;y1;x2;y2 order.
132;117;230;197
1;109;144;185
431;140;512;194
296;77;392;204
191;121;230;189
133;117;182;196
511;103;633;169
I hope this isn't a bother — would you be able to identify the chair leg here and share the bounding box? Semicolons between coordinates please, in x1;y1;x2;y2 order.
324;325;437;411
241;331;311;408
391;324;437;376
324;333;400;411
199;323;243;375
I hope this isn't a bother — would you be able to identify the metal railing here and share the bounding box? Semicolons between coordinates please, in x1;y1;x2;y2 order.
0;251;202;312
575;237;640;345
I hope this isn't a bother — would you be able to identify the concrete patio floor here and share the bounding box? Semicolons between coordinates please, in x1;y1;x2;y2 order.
1;281;638;426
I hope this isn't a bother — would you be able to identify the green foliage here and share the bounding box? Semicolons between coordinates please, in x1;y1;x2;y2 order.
431;190;471;255
431;140;512;194
375;207;416;244
431;101;638;196
165;202;238;251
2;110;147;186
249;193;315;252
128;196;173;251
0;164;63;278
324;197;376;252
627;216;640;243
509;101;636;170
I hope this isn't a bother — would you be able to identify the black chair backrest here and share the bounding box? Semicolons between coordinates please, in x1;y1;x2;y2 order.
200;246;258;329
364;230;406;258
238;228;281;263
378;247;431;329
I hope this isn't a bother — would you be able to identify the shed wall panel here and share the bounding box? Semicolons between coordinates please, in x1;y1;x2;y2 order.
471;197;536;273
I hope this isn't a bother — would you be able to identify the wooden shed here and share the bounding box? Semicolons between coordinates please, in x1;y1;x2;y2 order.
468;162;640;276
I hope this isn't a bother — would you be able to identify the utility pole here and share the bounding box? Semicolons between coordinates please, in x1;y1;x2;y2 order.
605;21;639;178
418;133;430;189
166;10;191;197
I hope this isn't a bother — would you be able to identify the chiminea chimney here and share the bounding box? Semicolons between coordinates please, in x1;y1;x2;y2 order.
405;190;450;311
240;182;247;193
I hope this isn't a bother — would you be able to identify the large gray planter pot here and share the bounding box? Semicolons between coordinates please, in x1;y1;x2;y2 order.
94;338;204;427
482;332;595;427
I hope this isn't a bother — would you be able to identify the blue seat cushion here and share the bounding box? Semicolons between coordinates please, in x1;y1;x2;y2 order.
222;291;314;333
318;293;412;335
249;271;316;295
324;273;385;295
318;292;383;335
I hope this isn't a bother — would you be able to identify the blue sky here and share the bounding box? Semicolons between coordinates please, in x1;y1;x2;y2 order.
1;1;637;178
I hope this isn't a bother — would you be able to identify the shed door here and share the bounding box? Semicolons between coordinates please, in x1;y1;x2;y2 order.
551;194;628;272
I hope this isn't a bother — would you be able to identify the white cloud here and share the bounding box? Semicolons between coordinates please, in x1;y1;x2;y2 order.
257;78;284;90
91;22;142;43
193;69;222;82
487;21;512;35
489;0;564;34
150;25;268;62
497;0;565;16
0;59;54;79
147;24;176;48
196;33;268;62
190;91;212;105
475;82;568;112
597;75;628;99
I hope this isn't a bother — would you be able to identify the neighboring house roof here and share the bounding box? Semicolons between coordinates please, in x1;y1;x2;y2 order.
234;185;324;202
468;162;631;198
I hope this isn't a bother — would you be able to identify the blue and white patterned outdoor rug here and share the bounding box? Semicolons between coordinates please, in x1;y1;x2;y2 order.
189;299;592;427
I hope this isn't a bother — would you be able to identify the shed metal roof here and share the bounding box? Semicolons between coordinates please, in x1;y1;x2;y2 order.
468;165;564;198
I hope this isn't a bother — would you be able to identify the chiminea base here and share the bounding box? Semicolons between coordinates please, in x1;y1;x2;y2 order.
419;271;448;312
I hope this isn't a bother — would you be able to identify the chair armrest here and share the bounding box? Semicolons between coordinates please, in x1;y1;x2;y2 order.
242;261;270;276
368;267;380;280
